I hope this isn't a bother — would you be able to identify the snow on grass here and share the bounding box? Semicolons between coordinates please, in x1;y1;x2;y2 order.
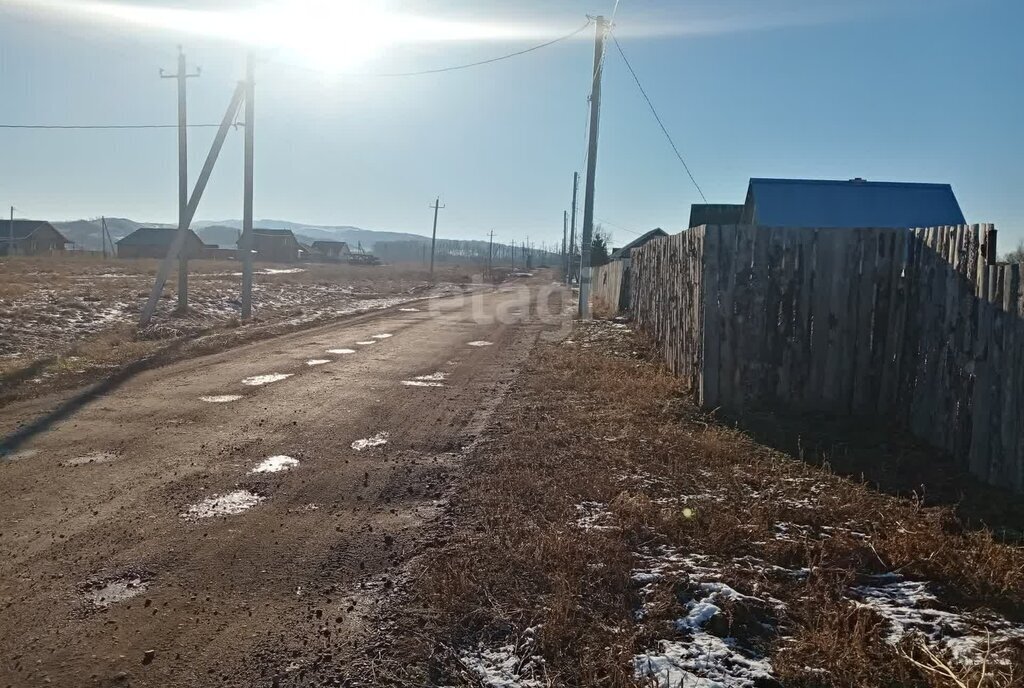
181;490;265;519
459;628;545;688
573;501;615;531
631;546;780;687
351;431;389;451
241;373;293;386
850;575;1024;665
251;455;299;473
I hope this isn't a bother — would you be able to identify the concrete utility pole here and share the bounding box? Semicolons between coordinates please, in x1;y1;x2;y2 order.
8;206;14;257
140;81;245;326
161;46;200;312
487;230;495;280
578;16;608;318
428;197;444;278
241;51;256;320
101;216;109;258
562;210;568;279
568;171;579;285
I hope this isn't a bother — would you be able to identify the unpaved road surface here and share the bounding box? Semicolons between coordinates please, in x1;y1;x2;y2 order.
0;280;569;687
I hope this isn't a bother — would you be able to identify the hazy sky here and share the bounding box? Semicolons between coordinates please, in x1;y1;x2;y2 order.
1;0;1021;249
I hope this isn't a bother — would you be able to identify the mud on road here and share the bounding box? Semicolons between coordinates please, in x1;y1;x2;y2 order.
0;279;571;687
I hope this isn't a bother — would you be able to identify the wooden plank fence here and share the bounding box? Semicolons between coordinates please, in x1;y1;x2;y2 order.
591;260;631;314
627;224;1023;493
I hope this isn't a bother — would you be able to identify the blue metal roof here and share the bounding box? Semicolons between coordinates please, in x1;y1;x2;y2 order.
745;178;966;228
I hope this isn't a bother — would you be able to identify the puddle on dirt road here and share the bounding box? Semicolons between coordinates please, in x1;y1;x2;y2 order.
327;348;356;354
181;490;265;519
351;432;389;451
62;452;117;467
241;373;293;386
355;341;376;346
306;359;330;366
467;341;493;347
200;394;243;403
84;576;150;608
372;333;393;339
251;455;299;473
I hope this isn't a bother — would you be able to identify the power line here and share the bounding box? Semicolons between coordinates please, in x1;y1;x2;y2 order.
610;33;708;203
0;123;222;130
341;19;593;77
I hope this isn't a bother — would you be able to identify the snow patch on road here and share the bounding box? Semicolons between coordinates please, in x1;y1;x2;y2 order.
84;576;150;608
182;490;265;519
62;452;117;467
372;333;393;339
200;394;243;403
306;359;330;366
327;348;355;354
351;432;389;451
398;307;419;312
241;373;293;386
355;341;376;346
467;340;493;347
251;455;299;473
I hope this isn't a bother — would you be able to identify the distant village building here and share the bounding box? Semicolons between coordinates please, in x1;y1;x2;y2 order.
243;228;302;263
0;220;70;256
609;228;668;262
311;240;351;260
117;227;205;259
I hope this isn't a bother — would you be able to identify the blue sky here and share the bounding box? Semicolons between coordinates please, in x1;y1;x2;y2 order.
0;0;1021;250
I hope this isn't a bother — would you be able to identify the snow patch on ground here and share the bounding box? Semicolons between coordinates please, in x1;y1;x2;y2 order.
181;490;265;519
851;575;1024;665
327;348;355;354
62;452;117;467
467;340;493;347
401;380;445;387
351;432;389;451
241;373;293;386
200;394;243;403
372;333;393;339
459;628;545;688
251;455;299;473
355;340;376;346
398;307;419;312
84;576;149;608
306;359;330;366
573;501;615;531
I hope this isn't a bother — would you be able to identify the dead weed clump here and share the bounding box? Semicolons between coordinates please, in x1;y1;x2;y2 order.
363;321;1024;688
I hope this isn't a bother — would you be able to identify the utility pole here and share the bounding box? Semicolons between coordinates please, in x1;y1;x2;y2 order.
487;230;495;281
578;17;607;318
161;46;200;313
241;51;256;320
568;171;579;285
428;197;444;278
8;206;13;257
562;211;568;280
101;216;109;258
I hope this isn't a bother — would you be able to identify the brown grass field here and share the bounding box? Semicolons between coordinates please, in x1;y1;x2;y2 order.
355;320;1024;687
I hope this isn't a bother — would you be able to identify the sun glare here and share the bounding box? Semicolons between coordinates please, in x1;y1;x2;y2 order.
15;0;559;73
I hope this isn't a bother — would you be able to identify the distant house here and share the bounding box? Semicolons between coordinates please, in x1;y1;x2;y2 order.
609;228;668;262
740;178;966;228
0;220;70;256
311;240;351;260
117;227;205;259
243;228;301;263
688;204;744;229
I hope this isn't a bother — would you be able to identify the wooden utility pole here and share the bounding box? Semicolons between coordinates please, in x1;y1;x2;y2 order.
100;216;109;258
568;171;579;284
428;197;444;278
578;16;607;318
160;47;200;312
8;206;13;257
241;51;256;320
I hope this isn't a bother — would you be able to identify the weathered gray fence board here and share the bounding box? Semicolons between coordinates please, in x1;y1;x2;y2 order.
623;223;1022;493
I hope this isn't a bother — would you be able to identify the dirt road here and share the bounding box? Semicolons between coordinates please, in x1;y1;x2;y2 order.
0;279;569;687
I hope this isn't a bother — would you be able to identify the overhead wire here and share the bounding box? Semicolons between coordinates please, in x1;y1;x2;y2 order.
610;32;708;204
0;123;222;130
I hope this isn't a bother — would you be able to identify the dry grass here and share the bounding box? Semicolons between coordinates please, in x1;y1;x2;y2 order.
359;321;1024;687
